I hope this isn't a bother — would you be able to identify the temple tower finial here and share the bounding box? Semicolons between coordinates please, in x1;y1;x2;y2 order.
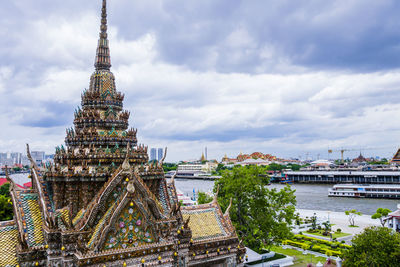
95;0;111;70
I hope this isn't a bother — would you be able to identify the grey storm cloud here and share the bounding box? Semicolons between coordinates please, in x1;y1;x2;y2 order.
1;0;400;160
3;0;400;73
106;0;400;73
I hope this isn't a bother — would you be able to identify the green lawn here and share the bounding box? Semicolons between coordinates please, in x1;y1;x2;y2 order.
304;230;351;239
270;245;332;267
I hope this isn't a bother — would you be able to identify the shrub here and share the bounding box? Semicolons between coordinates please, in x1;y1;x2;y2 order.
340;244;351;249
331;250;342;257
319;248;328;254
336;228;342;233
341;240;345;244
326;250;332;257
286;240;310;250
324;249;341;257
294;234;303;240
311;245;321;252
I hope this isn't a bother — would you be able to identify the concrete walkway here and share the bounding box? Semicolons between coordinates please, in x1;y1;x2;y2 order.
297;209;381;235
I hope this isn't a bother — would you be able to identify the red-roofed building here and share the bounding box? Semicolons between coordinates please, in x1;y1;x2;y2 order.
0;177;31;189
23;182;32;189
0;178;8;187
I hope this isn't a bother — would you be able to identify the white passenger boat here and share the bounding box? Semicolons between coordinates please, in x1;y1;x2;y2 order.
328;184;400;199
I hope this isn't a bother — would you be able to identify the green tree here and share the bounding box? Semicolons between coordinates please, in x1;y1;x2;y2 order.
266;163;285;171
197;191;213;204
0;195;13;221
162;163;177;172
310;213;317;230
345;209;362;226
215;166;296;251
371;208;391;227
343;226;400;267
368;158;389;165
13;167;21;172
214;164;227;175
288;164;301;171
322;221;332;235
0;183;10;198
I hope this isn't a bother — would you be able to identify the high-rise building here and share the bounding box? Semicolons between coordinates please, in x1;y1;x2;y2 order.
0;1;244;266
11;152;22;165
0;152;7;165
21;155;30;166
150;148;157;161
30;151;45;166
157;148;163;161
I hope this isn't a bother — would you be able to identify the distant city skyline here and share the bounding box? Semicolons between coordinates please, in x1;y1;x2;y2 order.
2;1;400;161
0;148;391;165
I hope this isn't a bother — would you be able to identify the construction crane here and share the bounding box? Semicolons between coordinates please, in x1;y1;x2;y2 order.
328;147;395;163
328;149;358;163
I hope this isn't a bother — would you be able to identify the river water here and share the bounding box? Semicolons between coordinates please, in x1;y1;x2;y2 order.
171;178;400;215
11;174;399;215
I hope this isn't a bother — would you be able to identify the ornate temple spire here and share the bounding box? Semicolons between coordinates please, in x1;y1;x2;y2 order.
95;0;111;70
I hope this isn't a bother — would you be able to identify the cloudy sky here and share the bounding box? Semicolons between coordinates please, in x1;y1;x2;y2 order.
1;0;400;162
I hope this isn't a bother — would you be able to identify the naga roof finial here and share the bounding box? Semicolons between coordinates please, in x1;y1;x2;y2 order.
212;184;220;204
4;165;16;191
94;0;111;70
169;171;176;185
160;147;167;165
26;143;38;170
224;198;232;217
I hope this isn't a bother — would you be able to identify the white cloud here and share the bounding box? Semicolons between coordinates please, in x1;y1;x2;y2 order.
1;0;400;162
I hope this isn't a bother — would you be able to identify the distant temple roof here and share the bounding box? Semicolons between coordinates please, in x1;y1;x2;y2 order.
352;153;368;163
392;148;400;163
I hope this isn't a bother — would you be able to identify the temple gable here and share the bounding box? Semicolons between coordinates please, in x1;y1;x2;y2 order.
102;203;155;250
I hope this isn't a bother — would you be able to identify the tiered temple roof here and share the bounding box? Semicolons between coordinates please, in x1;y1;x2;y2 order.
0;1;245;266
392;148;400;164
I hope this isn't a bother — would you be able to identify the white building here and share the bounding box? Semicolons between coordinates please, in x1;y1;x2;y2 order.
30;151;45;166
387;204;400;232
177;162;217;173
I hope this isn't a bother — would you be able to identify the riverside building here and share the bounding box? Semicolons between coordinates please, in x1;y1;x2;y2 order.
286;170;400;184
0;1;245;266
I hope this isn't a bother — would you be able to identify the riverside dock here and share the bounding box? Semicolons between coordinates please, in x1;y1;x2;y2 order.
286;170;400;184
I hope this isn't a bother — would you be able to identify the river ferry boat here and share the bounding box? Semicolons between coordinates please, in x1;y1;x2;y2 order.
328;184;400;199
